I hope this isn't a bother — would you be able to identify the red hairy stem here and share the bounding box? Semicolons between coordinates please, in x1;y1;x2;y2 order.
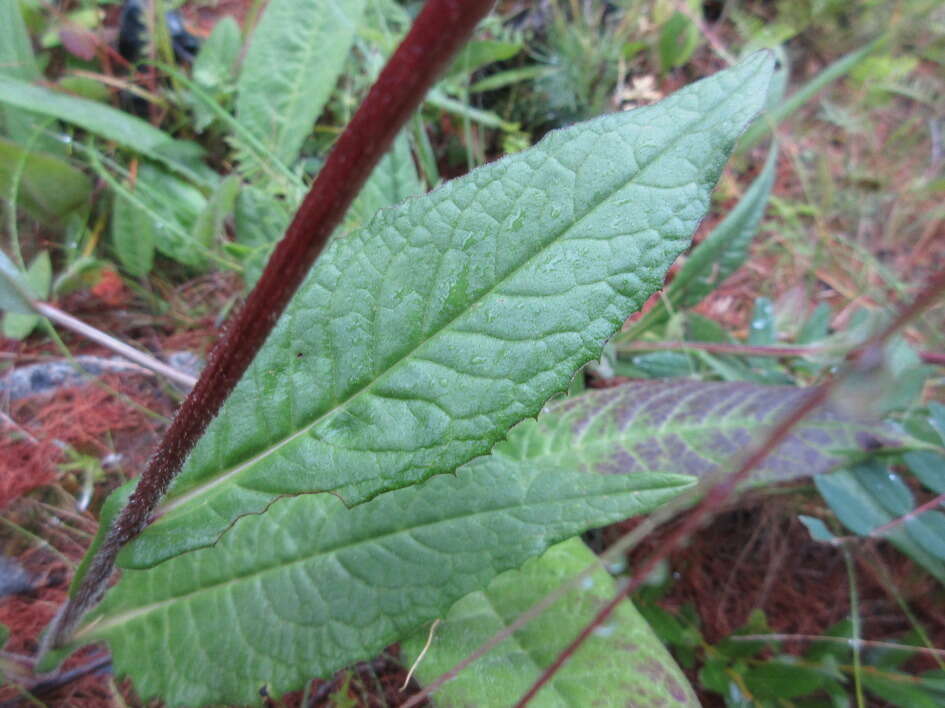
45;0;496;650
512;269;945;707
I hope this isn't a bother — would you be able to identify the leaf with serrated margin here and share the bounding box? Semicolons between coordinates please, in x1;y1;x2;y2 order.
496;379;912;487
53;454;695;707
402;537;698;707
236;0;367;170
117;53;774;569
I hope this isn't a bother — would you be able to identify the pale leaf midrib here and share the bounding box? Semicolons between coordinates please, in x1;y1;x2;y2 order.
157;81;743;520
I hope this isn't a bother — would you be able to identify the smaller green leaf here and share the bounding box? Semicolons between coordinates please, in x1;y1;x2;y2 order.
738;37;884;153
445;39;522;80
107;162;210;269
658;12;700;72
816;466;897;536
191;174;240;250
796;302;832;344
402;537;697;707
854;460;914;517
683;144;778;309
193;17;241;90
743;658;830;699
0;0;57;152
236;0;367;168
112;191;156;278
905;511;945;562
697;658;731;695
904;451;945;494
863;672;945;708
0;137;92;224
748;296;776;346
469;65;556;94
799;515;836;543
0;249;36;315
2;250;51;339
929;402;945;446
816;467;945;584
233;185;292;250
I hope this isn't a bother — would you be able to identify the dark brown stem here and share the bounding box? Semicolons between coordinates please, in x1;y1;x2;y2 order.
45;0;496;650
513;269;945;707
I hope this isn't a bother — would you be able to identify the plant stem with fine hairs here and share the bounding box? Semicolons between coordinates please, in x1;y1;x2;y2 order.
43;0;496;652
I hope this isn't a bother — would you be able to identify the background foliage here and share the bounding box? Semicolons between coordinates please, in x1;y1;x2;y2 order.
0;0;943;706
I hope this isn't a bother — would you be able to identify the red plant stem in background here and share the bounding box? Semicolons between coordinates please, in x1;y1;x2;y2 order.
513;268;945;707
46;0;496;649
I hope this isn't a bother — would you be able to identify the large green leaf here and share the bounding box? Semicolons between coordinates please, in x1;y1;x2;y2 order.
0;136;92;224
114;53;773;570
402;537;698;707
57;454;695;706
497;379;911;487
0;76;207;184
236;0;367;170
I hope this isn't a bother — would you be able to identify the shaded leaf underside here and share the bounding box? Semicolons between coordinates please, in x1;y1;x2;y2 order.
499;379;906;486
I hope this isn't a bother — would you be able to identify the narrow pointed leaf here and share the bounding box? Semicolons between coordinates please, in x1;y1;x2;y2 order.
117;53;774;569
498;379;912;486
402;537;698;707
669;142;778;308
58;454;695;707
0;76;207;185
737;38;883;153
236;0;367;169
